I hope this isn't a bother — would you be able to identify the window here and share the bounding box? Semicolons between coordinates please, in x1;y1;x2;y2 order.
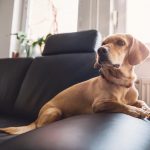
27;0;79;40
126;0;150;43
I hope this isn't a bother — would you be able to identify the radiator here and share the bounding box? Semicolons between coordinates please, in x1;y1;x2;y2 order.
136;78;150;106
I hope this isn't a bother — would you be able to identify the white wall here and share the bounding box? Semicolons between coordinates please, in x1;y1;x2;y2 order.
0;0;14;58
135;59;150;79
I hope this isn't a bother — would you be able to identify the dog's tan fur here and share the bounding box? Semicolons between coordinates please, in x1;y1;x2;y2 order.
1;34;150;135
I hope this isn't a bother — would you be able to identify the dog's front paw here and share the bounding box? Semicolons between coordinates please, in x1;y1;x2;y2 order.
128;107;149;119
142;106;150;119
146;112;150;120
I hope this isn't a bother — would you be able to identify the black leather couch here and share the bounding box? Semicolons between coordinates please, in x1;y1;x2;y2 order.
0;30;150;150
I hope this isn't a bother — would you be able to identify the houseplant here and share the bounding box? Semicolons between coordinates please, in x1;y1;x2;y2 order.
12;32;51;57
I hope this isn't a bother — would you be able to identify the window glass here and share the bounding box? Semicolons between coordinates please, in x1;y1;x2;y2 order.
126;0;150;43
27;0;79;39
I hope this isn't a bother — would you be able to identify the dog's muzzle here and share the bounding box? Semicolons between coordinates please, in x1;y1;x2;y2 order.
97;47;120;68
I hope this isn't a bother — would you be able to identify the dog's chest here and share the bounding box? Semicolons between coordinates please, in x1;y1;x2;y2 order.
111;86;129;103
102;84;129;103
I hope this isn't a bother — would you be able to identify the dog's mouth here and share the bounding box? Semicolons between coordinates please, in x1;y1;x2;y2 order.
94;56;121;69
98;62;120;69
112;64;120;68
97;56;120;69
94;61;120;70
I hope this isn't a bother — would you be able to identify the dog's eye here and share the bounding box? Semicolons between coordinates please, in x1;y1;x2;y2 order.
116;40;125;46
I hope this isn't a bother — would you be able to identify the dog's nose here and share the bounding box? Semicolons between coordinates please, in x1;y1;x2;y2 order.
98;47;108;55
97;47;109;63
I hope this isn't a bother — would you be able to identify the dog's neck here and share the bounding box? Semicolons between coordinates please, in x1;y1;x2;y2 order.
100;65;136;88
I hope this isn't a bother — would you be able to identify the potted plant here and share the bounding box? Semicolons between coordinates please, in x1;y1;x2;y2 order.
12;32;51;57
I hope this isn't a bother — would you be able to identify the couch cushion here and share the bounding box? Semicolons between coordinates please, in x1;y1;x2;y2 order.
0;58;33;115
0;113;150;150
42;30;101;55
0;115;33;145
13;53;99;119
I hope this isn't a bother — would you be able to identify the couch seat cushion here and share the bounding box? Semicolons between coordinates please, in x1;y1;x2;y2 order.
0;113;150;150
0;115;32;144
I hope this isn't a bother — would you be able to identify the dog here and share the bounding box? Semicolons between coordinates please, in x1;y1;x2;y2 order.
0;33;150;135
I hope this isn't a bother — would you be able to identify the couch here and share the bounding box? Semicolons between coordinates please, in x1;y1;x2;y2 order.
0;30;149;150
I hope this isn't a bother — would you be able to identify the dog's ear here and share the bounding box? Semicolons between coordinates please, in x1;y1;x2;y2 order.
128;35;150;65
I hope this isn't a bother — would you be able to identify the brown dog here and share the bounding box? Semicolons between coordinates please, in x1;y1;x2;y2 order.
1;33;150;135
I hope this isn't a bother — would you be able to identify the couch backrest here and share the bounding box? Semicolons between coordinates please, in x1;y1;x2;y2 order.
0;58;33;115
43;29;100;55
13;30;101;119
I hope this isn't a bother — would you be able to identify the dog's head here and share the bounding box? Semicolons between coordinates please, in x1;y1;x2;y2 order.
94;34;150;69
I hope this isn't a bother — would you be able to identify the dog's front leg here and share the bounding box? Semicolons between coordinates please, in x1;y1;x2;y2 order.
92;100;149;119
